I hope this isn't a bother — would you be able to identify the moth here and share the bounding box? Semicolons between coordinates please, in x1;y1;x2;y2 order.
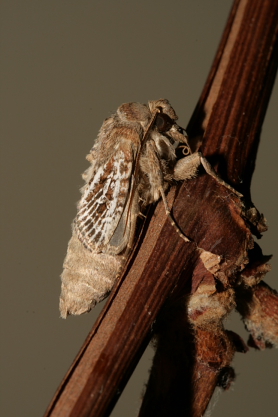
60;99;241;318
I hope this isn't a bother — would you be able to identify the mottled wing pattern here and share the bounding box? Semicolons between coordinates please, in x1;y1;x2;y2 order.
75;140;137;254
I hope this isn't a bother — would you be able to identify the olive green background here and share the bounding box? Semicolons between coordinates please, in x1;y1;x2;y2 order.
0;1;277;416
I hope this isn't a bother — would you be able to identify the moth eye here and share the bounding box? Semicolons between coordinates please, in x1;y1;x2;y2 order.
154;113;174;133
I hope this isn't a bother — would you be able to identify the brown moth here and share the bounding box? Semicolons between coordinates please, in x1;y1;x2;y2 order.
60;99;241;318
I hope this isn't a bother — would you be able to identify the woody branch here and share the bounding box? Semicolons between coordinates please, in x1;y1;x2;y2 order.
139;1;278;416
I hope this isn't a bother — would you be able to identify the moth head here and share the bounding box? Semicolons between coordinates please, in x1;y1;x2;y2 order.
167;124;191;154
153;112;175;133
148;99;178;122
149;100;191;154
148;99;186;142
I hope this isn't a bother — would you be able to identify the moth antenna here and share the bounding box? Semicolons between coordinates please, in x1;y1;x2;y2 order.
159;187;191;243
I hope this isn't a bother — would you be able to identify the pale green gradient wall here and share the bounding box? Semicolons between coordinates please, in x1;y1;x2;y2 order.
0;1;277;416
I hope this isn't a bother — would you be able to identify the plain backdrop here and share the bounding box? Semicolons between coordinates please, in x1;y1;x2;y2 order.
0;1;277;416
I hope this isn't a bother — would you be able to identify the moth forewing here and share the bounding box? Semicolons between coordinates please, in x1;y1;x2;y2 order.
103;177;140;255
75;128;142;253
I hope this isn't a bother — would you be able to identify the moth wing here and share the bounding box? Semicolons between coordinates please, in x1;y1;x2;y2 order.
75;138;139;254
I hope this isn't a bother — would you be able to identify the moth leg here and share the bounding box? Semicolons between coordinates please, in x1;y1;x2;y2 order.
139;140;165;203
174;152;242;198
200;155;243;198
158;185;191;243
141;140;191;243
173;153;202;181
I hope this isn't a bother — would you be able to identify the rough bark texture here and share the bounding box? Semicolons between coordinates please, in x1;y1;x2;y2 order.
44;0;278;416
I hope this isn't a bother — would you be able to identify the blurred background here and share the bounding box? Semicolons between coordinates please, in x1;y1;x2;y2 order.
0;1;277;416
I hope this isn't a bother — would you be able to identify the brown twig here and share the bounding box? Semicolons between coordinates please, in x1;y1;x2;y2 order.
139;1;278;416
44;0;278;416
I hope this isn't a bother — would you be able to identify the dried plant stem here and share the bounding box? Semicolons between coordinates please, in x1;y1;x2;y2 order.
139;1;278;415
